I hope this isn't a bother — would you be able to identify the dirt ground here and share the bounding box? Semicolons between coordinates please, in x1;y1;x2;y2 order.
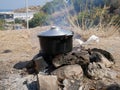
0;26;120;89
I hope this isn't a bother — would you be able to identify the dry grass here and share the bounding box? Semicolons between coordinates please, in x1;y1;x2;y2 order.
62;2;120;39
68;12;120;39
69;25;119;41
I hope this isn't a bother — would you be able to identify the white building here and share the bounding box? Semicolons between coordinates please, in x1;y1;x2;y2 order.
0;11;35;21
14;12;35;20
0;12;14;22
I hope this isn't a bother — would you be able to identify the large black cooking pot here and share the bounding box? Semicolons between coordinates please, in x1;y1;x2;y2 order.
38;26;74;55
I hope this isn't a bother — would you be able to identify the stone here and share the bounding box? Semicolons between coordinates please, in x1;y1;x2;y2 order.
2;49;12;53
37;74;59;90
91;48;114;62
78;81;96;90
87;62;107;80
1;74;38;90
86;61;117;80
51;64;83;80
63;79;70;90
63;79;81;90
89;50;114;68
78;85;84;90
100;55;114;68
105;69;117;79
106;84;120;90
52;49;90;68
33;56;48;73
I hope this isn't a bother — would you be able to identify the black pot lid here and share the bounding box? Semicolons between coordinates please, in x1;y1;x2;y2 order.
38;26;73;37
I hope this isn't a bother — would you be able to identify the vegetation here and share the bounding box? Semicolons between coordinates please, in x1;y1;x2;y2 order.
29;12;48;28
1;0;119;32
15;18;24;24
0;19;5;30
76;7;110;29
15;0;119;32
41;0;120;26
65;0;120;31
42;0;65;14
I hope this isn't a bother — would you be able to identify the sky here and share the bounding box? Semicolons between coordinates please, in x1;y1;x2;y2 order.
0;0;53;10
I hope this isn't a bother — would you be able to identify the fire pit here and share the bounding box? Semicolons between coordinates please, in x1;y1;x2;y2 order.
29;46;116;90
24;26;119;90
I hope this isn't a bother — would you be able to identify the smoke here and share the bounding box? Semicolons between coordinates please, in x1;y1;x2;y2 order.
45;0;72;27
45;0;106;28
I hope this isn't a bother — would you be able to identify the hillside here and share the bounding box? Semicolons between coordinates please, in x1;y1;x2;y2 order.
13;5;41;13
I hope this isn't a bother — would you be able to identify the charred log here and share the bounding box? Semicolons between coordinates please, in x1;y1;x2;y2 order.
89;52;102;62
91;48;114;62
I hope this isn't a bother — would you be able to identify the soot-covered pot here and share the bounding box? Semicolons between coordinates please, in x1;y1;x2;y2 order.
38;26;74;55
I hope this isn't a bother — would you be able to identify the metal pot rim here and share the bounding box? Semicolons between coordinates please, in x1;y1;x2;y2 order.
38;26;73;37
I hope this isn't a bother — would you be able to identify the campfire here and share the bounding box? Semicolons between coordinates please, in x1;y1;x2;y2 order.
25;26;119;90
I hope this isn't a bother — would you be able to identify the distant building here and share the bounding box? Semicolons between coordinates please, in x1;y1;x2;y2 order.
0;12;14;22
0;11;35;22
14;12;35;21
0;11;36;30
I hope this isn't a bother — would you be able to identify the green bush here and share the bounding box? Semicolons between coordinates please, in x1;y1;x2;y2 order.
15;18;24;24
42;2;54;14
0;19;5;30
77;7;107;29
42;0;65;14
29;12;48;28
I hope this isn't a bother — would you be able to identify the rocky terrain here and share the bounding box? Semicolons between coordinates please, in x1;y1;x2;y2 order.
0;26;120;90
14;5;41;13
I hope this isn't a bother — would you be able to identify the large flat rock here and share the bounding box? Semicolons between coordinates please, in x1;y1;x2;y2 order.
37;74;59;90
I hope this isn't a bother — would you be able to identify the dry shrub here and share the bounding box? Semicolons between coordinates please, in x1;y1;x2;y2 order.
63;2;120;38
71;25;120;40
